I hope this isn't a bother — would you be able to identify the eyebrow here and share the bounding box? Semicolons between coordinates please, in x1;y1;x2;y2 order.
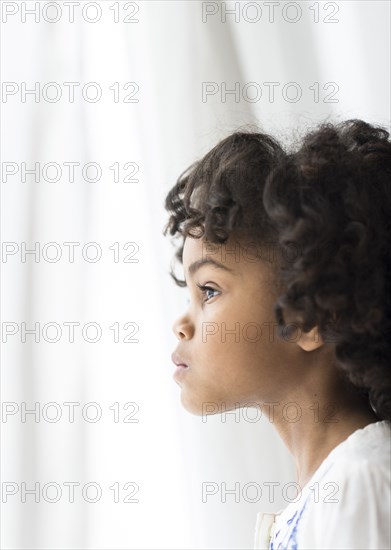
187;258;236;278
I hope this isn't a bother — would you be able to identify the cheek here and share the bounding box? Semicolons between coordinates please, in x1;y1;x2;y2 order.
203;294;280;368
195;301;267;370
206;293;271;344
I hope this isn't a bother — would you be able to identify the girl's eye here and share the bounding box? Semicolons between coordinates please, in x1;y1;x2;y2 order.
195;283;219;303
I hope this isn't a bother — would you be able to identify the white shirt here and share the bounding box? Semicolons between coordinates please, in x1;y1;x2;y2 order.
253;419;391;549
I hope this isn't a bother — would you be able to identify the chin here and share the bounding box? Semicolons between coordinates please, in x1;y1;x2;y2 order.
180;393;205;416
180;392;225;417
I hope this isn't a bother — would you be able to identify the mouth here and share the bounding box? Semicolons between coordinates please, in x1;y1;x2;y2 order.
172;364;189;383
171;352;190;384
171;352;190;369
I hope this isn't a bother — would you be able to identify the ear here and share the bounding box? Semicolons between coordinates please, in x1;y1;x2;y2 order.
297;326;324;352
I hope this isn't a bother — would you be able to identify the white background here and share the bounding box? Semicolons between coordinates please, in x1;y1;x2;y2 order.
1;1;390;548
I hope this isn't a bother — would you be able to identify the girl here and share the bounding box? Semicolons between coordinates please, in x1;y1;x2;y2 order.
163;120;391;549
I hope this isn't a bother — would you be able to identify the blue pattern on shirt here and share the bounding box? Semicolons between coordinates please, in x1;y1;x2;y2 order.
269;462;336;549
269;498;308;549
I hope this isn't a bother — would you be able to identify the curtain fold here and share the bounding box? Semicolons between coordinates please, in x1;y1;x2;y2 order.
1;1;389;549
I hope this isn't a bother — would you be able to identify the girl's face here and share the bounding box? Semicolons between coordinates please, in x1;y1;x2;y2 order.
171;234;305;416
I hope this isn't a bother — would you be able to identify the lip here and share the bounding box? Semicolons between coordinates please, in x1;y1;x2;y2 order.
173;365;189;382
171;352;189;369
171;352;190;383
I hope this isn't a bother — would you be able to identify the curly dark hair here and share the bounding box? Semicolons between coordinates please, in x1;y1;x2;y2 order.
163;120;391;421
163;131;286;284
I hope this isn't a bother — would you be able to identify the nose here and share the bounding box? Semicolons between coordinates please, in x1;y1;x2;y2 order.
172;313;193;340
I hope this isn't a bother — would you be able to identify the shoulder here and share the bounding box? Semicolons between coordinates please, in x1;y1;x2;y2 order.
326;418;391;493
297;421;391;549
325;419;391;493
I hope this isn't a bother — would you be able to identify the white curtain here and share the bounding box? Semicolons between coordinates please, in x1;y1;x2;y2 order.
1;1;389;548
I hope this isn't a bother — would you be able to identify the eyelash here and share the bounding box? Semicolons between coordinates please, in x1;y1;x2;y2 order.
195;283;219;303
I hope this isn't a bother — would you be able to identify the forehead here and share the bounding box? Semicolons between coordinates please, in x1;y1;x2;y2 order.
182;235;279;286
183;234;232;263
183;235;209;262
182;235;247;277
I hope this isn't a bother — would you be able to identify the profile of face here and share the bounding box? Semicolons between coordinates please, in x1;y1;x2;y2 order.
171;235;323;416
